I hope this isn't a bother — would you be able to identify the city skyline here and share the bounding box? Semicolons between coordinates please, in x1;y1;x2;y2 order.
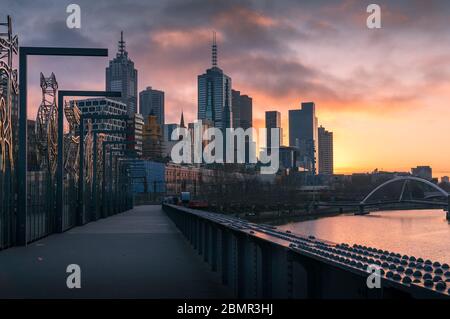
5;0;450;177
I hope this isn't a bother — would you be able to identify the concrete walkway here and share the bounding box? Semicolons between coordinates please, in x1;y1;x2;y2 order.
0;205;232;298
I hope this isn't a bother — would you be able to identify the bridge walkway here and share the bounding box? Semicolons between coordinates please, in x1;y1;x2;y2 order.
0;205;231;298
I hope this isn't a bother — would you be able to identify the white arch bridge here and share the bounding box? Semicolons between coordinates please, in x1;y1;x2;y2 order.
318;176;450;220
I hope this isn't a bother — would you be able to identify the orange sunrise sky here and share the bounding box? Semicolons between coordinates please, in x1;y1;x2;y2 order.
6;0;450;177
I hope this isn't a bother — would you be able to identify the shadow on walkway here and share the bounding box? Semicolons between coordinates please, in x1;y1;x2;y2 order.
0;205;232;298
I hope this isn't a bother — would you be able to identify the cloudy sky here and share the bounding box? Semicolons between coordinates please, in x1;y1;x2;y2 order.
3;0;450;176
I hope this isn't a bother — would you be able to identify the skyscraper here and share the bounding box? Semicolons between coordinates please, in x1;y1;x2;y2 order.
139;86;164;126
289;102;319;174
198;32;232;132
106;31;138;115
318;126;333;175
232;90;252;129
73;98;127;142
127;113;144;157
233;90;253;163
265;111;282;151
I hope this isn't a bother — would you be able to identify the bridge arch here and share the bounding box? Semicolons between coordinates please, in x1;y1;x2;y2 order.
360;176;449;204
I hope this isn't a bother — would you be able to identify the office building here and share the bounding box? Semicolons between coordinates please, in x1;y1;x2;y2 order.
232;89;252;129
411;166;432;180
265;111;282;151
139;86;164;126
318;126;334;175
106;31;138;115
279;146;297;170
198;32;232;132
72;98;127;143
127;113;144;157
289;102;319;174
142;113;163;160
232;90;253;163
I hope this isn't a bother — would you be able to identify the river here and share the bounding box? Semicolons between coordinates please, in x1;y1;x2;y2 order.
276;209;450;263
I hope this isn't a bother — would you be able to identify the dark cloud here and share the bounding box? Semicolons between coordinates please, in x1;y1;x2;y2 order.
3;0;450;123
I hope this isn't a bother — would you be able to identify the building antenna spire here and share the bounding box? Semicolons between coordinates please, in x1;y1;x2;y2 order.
180;110;185;128
118;30;126;56
212;31;217;67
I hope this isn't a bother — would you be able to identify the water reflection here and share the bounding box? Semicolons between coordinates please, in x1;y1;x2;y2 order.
276;209;450;263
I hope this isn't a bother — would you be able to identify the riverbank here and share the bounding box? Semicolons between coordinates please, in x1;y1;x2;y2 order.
237;204;444;226
238;207;346;225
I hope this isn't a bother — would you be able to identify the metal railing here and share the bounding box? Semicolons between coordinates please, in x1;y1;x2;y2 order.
0;18;135;250
163;204;450;299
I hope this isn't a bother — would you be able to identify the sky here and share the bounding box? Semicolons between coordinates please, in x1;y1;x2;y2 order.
3;0;450;177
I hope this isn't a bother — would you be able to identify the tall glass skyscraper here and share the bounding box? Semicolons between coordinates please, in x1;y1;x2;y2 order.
289;102;319;174
232;89;252;130
106;31;138;115
265;110;282;151
197;32;232;131
318;126;333;175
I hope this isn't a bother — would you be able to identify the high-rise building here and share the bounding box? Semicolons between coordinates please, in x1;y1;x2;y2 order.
232;90;253;163
442;176;449;183
142;113;163;160
72;98;128;143
106;31;138;115
265;111;282;151
139;86;164;126
231;90;240;129
411;166;432;180
279;146;297;170
127;113;144;157
198;32;232;132
232;90;252;129
289;102;319;174
318;126;333;175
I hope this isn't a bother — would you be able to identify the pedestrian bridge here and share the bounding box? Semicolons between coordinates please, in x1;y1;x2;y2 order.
0;205;230;298
0;204;449;299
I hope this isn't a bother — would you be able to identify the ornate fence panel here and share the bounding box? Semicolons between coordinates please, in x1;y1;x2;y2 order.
0;16;18;250
29;72;59;240
62;101;80;230
0;15;135;250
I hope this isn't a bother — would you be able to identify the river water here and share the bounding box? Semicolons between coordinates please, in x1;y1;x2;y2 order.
276;209;450;263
